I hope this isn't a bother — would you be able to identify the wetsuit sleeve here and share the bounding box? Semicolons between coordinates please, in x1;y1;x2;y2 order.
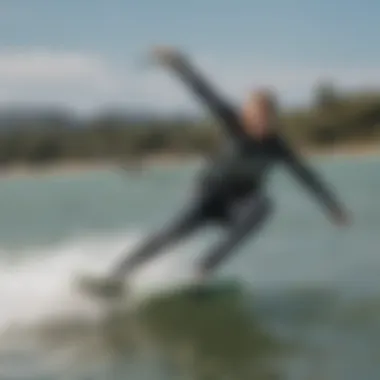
276;136;344;215
166;59;245;141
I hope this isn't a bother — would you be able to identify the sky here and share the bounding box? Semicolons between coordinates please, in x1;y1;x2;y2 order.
1;0;380;114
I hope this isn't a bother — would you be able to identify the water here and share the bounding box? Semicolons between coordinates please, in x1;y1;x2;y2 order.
0;156;379;380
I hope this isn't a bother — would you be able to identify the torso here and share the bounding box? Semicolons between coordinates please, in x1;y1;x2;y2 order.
197;133;284;201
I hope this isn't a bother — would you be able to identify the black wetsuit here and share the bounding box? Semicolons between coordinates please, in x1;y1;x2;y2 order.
113;59;344;278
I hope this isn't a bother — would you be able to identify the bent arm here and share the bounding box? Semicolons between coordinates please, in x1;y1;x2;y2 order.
277;137;345;217
164;57;245;141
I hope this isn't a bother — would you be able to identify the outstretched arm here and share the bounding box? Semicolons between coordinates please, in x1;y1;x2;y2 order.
276;136;349;225
148;47;245;141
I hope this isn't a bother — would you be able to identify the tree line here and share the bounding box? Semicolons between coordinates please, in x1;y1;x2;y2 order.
0;83;379;167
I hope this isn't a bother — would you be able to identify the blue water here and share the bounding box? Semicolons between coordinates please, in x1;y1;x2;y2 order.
0;156;379;379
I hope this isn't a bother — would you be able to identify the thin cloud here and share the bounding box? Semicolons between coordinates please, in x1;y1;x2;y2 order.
0;49;379;113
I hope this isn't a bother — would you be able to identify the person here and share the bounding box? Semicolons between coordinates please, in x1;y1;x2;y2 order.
97;47;350;295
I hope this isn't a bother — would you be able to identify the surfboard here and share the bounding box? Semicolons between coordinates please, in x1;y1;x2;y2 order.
166;279;242;299
75;272;241;302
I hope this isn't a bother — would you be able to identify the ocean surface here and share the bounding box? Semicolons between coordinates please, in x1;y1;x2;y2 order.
0;155;379;380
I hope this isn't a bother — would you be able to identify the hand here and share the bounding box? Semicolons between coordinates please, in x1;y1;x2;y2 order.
148;45;187;67
331;209;351;226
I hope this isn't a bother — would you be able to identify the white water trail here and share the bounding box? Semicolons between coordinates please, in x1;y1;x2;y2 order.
0;230;200;339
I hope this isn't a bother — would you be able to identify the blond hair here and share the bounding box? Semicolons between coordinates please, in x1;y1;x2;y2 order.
242;88;280;127
249;88;278;114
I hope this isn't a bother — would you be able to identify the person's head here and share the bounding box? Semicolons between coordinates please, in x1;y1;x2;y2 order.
240;88;279;139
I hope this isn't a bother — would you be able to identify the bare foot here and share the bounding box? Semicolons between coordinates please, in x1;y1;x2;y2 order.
194;269;208;285
77;276;125;299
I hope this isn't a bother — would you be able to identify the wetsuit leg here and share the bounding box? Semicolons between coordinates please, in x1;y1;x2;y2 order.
112;202;207;279
198;194;273;275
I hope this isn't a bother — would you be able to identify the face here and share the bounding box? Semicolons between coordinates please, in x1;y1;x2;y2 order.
241;91;277;139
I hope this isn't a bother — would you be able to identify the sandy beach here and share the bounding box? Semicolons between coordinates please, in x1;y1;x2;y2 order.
0;141;379;179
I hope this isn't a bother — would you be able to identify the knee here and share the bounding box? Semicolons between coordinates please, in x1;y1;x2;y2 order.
233;195;274;227
259;195;274;220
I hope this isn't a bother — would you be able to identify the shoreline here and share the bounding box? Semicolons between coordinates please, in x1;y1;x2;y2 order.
0;142;379;179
